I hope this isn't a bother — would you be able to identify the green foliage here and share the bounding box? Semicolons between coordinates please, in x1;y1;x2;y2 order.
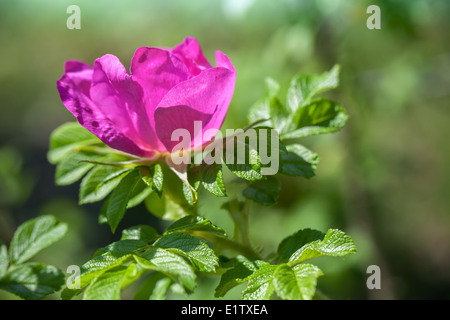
242;176;281;206
283;99;349;139
248;65;348;141
102;170;142;233
83;264;139;300
242;264;278;300
0;215;67;300
9;215;67;265
165;216;227;238
154;233;219;273
215;228;355;300
199;163;227;197
224;132;264;182
286;65;340;112
0;241;8;278
215;256;268;298
279;144;319;178
273;264;323;300
45;67;356;301
79;165;132;204
287;229;357;265
47;122;101;164
121;225;159;243
0;263;65;300
134;272;172;300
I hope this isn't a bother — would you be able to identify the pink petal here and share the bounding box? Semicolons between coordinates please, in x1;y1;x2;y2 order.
215;50;235;73
154;105;214;152
56;61;151;157
130;47;190;147
90;54;161;151
172;37;212;77
155;51;236;147
64;60;92;73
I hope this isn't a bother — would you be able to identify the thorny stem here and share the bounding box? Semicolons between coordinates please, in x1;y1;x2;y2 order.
223;198;256;257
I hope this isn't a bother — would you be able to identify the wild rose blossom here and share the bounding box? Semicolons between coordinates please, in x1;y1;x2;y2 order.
57;37;236;159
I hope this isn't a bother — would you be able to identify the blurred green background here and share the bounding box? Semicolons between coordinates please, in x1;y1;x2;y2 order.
1;0;449;300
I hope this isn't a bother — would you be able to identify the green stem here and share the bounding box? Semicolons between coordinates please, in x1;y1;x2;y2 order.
236;199;251;248
222;198;256;257
190;231;260;260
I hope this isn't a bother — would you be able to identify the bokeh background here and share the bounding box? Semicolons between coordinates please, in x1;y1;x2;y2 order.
1;0;449;300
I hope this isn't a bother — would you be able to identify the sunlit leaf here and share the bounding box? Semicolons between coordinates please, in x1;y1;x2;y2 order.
134;247;196;293
154;233;219;273
242;264;278;300
79;165;132;204
288;229;357;265
47;122;101;164
62;240;146;300
215;256;267;298
165;216;227;238
286;65;340;113
0;263;65;300
283;98;349;139
121;225;159;243
273;264;323;300
9;215;68;264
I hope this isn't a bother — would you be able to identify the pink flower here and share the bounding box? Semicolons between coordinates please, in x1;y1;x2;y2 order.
57;37;236;158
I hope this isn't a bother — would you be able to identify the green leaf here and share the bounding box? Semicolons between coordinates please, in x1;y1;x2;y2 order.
283;98;349;139
135;247;196;293
215;256;267;298
91;240;147;259
199;163;227;197
120;262;141;289
286;64;340;113
134;272;172;300
145;191;191;221
79;165;132;204
165;158;199;206
141;164;164;196
54;151;100;186
247;77;281;127
277;228;326;263
279;144;319;178
165;216;227;238
224;129;264;181
145;164;195;220
83;264;137;300
47;122;101;164
9;215;68;264
152;164;164;194
0;240;9;278
104;169;142;233
288;229;357;265
273;263;323;300
182;167;201;206
62;240;146;300
247;98;271;127
154;233;219;273
0;263;65;300
242;264;278;300
127;178;154;209
243;176;281;206
270;98;290;133
121;225;159;243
